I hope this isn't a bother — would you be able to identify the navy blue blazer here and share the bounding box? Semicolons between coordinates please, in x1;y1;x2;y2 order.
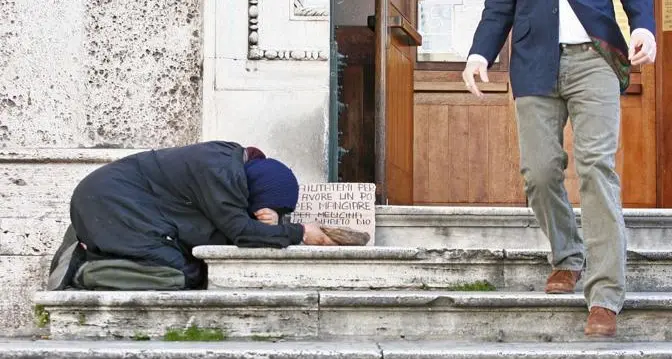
468;0;655;98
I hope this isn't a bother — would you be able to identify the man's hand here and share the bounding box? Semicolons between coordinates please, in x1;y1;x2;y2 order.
254;208;279;225
302;223;338;246
462;56;489;98
629;29;656;66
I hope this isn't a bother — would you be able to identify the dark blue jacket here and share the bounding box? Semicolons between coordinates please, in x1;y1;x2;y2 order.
469;0;655;98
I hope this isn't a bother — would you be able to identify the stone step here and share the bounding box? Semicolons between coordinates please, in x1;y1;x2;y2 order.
34;290;672;342
374;206;672;250
193;246;672;292
3;340;672;359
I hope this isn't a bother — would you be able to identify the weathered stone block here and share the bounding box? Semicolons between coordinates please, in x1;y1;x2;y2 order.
195;246;672;292
2;340;672;359
206;89;330;184
380;341;672;359
1;0;202;149
31;290;672;342
0;218;69;256
0;341;384;359
34;290;319;340
0;255;49;337
318;291;672;342
0;0;86;148
375;206;672;250
0;163;100;218
81;0;202;148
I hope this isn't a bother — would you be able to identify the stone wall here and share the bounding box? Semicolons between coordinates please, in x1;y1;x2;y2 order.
0;0;331;337
0;0;203;336
2;158;92;336
1;0;202;148
0;151;145;336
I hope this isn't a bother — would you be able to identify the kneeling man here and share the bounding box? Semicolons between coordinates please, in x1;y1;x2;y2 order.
48;141;336;291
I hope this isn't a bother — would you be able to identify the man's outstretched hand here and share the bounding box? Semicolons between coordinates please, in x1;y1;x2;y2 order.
462;56;489;98
629;29;656;66
302;223;338;246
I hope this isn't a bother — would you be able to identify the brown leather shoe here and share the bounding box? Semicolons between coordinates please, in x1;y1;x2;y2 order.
585;307;617;337
544;269;581;294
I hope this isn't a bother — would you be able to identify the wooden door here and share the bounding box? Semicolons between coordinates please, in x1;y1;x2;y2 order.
375;0;422;204
411;0;661;208
411;0;524;206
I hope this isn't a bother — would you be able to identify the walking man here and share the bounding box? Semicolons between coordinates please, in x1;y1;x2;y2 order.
463;0;656;337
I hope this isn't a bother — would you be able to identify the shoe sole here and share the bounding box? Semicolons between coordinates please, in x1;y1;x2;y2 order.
585;324;617;338
545;288;576;294
585;332;617;339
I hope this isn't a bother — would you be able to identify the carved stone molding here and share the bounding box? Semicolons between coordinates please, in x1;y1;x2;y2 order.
292;0;329;18
248;0;329;61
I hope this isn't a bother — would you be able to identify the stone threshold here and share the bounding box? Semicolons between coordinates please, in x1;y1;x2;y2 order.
34;290;672;342
319;291;672;342
194;245;672;261
3;340;672;359
374;206;672;249
319;291;672;308
34;291;672;311
375;205;672;227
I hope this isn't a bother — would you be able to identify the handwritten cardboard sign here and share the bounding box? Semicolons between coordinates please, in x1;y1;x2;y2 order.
290;183;376;245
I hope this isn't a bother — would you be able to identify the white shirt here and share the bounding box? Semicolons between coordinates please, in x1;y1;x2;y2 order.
558;0;591;44
467;2;655;65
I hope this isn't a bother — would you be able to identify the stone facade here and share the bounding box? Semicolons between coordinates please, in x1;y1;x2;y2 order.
0;0;330;336
0;0;202;148
202;0;330;183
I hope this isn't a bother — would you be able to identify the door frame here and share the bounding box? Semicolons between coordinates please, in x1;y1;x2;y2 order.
327;0;339;182
374;0;389;203
656;0;672;207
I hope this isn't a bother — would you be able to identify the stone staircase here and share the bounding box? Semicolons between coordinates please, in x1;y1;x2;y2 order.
19;207;672;357
34;290;672;342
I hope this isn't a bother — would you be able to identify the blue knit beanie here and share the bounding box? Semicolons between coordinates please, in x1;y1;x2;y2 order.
244;158;299;214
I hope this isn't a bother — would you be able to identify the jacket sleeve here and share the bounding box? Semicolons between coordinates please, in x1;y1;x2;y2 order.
194;165;304;248
620;0;655;36
468;0;516;67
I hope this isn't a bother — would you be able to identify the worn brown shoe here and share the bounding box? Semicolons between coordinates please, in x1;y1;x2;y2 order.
585;307;617;337
544;270;582;294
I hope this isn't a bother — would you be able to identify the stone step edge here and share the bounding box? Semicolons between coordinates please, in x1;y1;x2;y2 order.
376;206;672;227
192;245;672;261
0;148;149;164
6;206;672;224
1;340;672;359
33;291;672;310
